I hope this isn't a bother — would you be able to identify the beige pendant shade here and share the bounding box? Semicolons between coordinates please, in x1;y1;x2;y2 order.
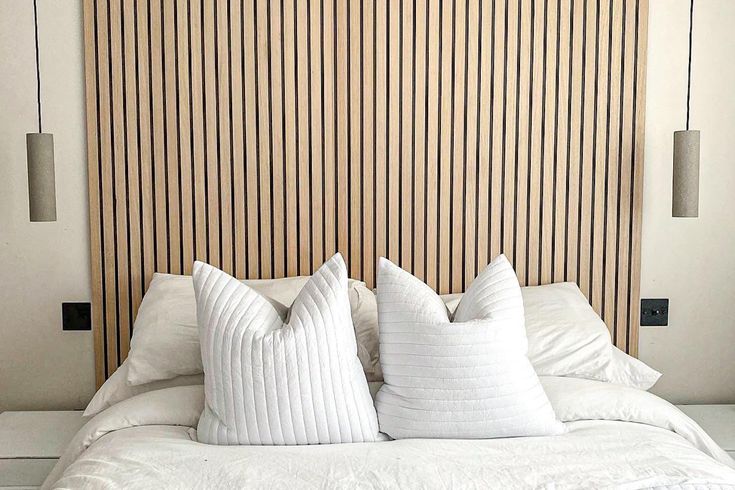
25;1;57;222
672;130;699;218
26;133;56;222
672;0;700;218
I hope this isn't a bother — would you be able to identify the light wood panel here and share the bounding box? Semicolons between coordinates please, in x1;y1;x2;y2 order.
84;0;648;386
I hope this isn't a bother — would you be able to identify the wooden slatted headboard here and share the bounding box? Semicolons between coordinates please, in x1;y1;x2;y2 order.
83;0;648;386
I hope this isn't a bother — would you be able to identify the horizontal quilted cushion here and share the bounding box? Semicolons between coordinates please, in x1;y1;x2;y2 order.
375;255;565;440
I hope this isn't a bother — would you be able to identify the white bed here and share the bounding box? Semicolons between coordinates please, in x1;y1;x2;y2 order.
45;377;735;489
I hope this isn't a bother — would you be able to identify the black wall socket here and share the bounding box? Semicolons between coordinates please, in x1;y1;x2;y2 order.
62;302;92;331
641;298;669;326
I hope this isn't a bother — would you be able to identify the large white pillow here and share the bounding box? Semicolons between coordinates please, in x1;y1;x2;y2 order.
443;283;613;380
375;255;565;440
193;254;380;445
513;282;614;380
126;272;374;386
453;286;660;389
605;346;662;390
83;360;203;417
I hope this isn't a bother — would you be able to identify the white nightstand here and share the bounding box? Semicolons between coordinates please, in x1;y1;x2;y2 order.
677;405;735;459
0;411;87;489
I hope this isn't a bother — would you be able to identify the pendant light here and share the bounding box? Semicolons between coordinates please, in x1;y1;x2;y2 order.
26;0;56;222
672;0;699;218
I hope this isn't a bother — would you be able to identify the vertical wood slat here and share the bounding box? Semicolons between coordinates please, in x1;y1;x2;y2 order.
437;0;452;293
96;0;119;378
109;0;130;363
423;0;439;290
349;0;363;279
489;0;505;263
84;0;649;385
83;0;105;387
230;0;246;279
190;0;207;265
336;0;349;269
412;0;426;283
177;0;194;276
628;0;648;357
164;0;182;276
216;0;233;275
387;0;401;265
362;0;376;287
309;0;325;273
616;0;636;350
463;0;480;290
282;0;298;277
243;0;260;278
122;0;142;322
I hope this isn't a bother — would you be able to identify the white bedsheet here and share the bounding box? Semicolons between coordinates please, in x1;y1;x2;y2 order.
46;378;735;489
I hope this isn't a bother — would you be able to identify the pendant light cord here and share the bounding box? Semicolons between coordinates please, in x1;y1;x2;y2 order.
686;0;694;131
33;0;42;133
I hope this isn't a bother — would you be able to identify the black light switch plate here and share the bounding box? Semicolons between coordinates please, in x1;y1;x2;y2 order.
641;298;669;326
63;302;92;331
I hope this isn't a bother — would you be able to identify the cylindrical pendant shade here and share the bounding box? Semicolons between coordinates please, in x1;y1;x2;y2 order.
26;132;57;222
672;130;700;218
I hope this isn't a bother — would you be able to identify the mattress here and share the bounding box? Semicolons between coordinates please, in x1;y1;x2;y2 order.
45;377;735;489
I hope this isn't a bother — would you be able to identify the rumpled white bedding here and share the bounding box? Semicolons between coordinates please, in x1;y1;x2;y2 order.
45;378;735;489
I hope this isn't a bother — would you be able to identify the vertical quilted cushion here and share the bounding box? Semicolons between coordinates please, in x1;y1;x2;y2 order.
375;255;565;440
193;253;380;445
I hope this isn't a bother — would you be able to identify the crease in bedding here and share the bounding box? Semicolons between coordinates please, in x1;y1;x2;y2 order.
44;378;735;489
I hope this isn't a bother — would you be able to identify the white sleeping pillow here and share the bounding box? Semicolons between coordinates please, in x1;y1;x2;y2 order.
375;255;564;440
605;346;662;390
350;283;383;381
519;282;613;380
194;254;380;445
83;359;203;417
126;272;374;386
442;282;613;381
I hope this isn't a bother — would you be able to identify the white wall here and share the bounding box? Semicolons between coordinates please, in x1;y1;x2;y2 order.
639;0;735;404
0;0;95;410
0;0;733;409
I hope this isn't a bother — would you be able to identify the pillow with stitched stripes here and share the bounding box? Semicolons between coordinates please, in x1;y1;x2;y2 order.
193;253;381;445
375;254;565;440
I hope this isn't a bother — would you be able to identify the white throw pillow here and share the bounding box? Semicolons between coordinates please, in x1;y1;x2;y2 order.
126;272;374;386
375;255;565;440
84;360;203;417
193;254;380;445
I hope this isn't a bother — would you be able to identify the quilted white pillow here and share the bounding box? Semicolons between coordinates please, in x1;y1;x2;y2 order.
193;254;381;445
375;255;564;440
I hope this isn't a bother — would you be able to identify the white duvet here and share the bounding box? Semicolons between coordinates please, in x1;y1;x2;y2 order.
46;377;735;489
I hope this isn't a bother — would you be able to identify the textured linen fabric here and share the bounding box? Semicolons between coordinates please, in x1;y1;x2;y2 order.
193;253;380;445
376;254;564;439
45;379;735;489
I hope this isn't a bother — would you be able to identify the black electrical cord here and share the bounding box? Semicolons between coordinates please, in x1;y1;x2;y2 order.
686;0;694;131
33;0;42;133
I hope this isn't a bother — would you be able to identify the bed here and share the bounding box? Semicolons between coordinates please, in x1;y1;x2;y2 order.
42;265;734;489
65;0;734;487
45;378;735;489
